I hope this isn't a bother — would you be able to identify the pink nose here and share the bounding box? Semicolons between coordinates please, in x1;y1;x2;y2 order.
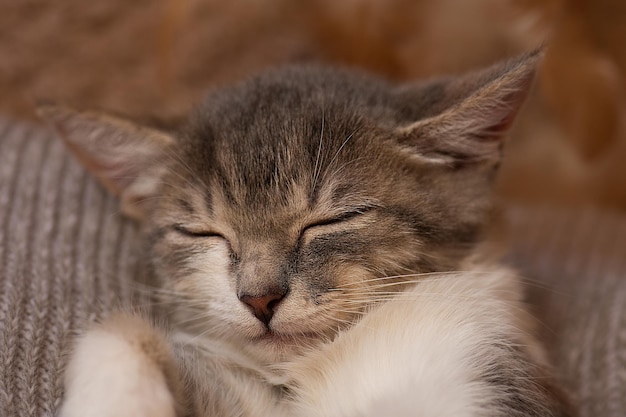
239;292;285;326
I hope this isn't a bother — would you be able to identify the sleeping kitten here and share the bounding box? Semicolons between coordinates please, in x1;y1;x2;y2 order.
40;51;571;417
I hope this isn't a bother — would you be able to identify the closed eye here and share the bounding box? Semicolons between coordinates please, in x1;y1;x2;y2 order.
172;224;225;239
303;207;373;233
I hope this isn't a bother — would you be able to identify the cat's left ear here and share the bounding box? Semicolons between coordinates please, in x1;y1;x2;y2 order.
38;104;174;219
396;51;539;165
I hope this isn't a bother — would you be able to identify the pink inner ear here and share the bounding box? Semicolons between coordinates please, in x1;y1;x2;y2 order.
481;86;531;140
480;111;517;140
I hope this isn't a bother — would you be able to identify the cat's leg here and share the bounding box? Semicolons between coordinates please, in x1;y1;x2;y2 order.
60;314;288;417
171;336;290;417
59;313;184;417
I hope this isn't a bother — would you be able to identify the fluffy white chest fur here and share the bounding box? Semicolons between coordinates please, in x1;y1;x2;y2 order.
60;264;546;417
285;265;532;417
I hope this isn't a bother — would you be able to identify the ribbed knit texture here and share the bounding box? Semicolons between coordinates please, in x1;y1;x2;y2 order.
507;207;626;417
0;118;624;416
0;118;140;417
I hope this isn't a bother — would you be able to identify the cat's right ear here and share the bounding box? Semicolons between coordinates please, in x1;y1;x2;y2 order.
38;104;174;220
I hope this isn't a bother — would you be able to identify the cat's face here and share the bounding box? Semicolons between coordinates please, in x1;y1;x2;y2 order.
149;96;474;360
41;53;537;362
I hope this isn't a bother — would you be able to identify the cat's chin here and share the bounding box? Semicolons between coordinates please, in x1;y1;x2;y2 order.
249;331;327;363
254;330;321;346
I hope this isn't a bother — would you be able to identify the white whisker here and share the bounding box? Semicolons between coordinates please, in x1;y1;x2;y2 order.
311;108;325;195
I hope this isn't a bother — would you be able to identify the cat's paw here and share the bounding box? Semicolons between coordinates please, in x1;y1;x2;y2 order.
59;318;179;417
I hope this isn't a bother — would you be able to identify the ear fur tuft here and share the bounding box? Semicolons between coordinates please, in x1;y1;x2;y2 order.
38;104;174;219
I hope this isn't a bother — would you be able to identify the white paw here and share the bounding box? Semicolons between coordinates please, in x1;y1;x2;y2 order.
59;328;177;417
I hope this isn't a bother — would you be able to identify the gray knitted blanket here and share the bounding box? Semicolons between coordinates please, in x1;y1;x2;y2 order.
0;117;624;416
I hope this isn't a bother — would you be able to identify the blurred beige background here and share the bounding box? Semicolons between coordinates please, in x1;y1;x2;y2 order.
1;0;624;209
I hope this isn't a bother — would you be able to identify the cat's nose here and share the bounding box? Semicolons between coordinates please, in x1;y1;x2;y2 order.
239;291;285;326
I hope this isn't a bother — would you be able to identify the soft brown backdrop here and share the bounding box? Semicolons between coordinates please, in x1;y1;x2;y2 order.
1;0;625;208
1;3;626;415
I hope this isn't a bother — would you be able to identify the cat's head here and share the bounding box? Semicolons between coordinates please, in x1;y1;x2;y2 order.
40;52;537;362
